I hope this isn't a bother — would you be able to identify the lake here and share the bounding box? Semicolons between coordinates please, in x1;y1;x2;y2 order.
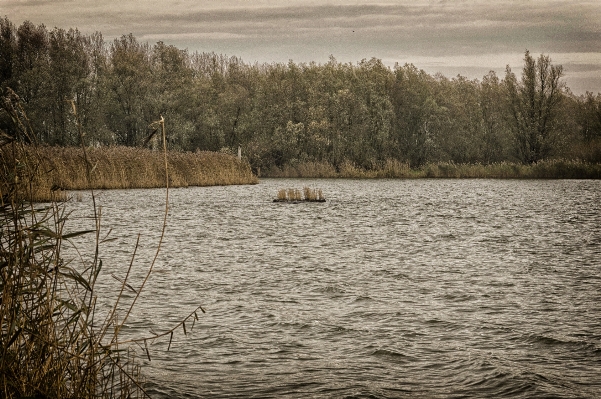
66;178;601;398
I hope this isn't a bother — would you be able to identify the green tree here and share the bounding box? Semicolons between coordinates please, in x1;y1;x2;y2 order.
105;34;153;146
479;71;511;163
571;92;601;162
151;41;195;149
47;27;91;145
391;64;438;166
578;92;601;142
505;51;565;163
0;17;16;91
81;32;113;145
13;21;51;142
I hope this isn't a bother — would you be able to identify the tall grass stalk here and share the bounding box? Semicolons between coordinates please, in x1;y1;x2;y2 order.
1;92;203;398
274;187;325;202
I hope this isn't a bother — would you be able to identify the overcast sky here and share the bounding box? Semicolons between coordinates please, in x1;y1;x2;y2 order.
4;0;601;94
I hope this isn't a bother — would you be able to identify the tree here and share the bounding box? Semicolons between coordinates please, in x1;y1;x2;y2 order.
105;34;153;146
479;71;511;163
47;27;91;145
569;92;601;162
505;51;564;163
391;64;439;166
13;21;51;143
578;92;601;142
0;17;16;91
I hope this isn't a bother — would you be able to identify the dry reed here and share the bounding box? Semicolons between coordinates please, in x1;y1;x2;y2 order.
261;159;601;179
2;140;150;398
13;146;258;201
274;187;325;202
1;92;205;398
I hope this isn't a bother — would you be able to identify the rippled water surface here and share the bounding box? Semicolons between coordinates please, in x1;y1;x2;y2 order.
67;179;601;398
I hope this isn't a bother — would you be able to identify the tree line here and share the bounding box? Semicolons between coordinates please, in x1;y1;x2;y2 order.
1;17;600;174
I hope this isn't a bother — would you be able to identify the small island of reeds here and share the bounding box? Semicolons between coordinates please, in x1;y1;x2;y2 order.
274;187;326;203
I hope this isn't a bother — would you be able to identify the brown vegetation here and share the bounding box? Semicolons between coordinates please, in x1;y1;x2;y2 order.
262;159;601;179
1;121;204;397
275;187;325;202
5;146;258;202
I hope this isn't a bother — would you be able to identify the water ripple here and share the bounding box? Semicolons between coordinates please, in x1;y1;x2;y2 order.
65;179;601;398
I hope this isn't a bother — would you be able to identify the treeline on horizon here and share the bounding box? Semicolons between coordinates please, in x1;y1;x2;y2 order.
1;17;601;176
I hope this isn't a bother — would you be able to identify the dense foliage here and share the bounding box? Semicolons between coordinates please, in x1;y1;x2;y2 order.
1;18;600;174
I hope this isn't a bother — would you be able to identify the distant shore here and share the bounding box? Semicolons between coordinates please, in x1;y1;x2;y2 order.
8;146;600;203
260;159;601;179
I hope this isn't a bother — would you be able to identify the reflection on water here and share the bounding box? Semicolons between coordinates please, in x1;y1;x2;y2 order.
66;179;601;398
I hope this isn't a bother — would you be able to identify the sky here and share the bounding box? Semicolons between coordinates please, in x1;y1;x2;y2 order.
3;0;601;94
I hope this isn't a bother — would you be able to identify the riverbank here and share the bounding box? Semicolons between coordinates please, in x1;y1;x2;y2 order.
261;159;601;179
5;146;258;201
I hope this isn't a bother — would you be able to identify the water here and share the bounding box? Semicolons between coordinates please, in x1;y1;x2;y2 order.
66;179;601;398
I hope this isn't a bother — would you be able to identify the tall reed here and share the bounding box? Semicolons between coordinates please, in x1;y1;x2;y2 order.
274;187;325;202
261;159;601;179
13;145;258;201
1;92;203;398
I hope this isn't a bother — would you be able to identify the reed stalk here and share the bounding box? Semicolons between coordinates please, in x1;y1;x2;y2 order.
274;187;325;202
1;93;204;398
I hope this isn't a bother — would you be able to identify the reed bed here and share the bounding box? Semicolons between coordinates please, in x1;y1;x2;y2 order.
303;187;325;201
1;141;145;398
45;146;258;188
1;110;204;398
262;159;601;179
7;146;258;201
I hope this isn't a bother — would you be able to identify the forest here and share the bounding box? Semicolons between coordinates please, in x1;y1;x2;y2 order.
1;17;600;176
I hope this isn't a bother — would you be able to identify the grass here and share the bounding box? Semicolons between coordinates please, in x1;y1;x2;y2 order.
10;146;258;202
1;140;149;398
1;93;204;398
262;159;601;179
303;187;325;201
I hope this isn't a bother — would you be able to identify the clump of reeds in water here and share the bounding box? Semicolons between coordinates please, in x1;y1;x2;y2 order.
303;186;325;201
274;187;326;202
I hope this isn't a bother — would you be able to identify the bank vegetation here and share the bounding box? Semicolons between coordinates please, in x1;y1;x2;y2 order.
263;158;601;179
1;18;600;180
9;145;258;201
1;104;203;398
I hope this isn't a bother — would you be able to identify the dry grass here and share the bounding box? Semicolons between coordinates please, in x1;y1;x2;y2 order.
279;188;302;201
419;160;601;179
261;159;601;179
1;97;205;398
303;186;325;201
274;187;325;202
9;146;258;201
264;161;338;178
1;141;147;398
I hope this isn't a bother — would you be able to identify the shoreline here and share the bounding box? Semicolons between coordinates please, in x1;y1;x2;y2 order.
259;159;601;179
